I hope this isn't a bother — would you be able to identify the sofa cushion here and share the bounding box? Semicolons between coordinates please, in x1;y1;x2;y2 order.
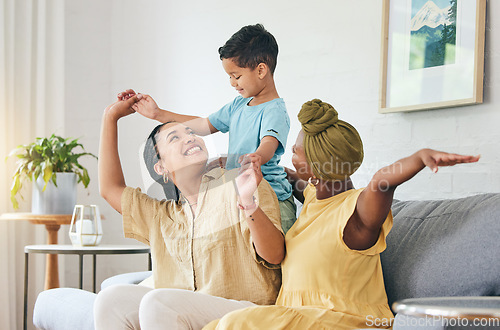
33;288;96;330
382;193;500;306
100;270;152;290
34;272;153;330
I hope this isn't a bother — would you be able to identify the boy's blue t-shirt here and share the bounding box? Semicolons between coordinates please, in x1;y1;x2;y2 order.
208;96;292;201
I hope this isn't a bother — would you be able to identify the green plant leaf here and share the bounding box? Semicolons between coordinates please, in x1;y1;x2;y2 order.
52;172;58;186
10;174;21;209
42;162;53;191
6;148;20;160
11;195;19;210
7;134;97;209
81;168;90;188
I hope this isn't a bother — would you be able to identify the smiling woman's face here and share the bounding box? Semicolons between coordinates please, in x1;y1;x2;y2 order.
154;122;209;176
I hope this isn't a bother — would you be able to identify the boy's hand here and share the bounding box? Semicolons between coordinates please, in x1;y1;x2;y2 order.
419;149;480;173
104;96;138;121
238;153;261;166
236;154;263;203
253;136;279;165
132;94;162;120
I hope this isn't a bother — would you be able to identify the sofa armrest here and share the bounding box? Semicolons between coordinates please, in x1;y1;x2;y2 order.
100;271;152;290
33;288;96;330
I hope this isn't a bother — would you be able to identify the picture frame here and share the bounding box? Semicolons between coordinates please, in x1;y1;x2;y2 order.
379;0;486;113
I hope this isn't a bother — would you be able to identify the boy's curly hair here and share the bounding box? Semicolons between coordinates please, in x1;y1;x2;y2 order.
218;24;278;74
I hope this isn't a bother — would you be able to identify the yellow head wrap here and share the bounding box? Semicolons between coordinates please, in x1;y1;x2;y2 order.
297;99;364;181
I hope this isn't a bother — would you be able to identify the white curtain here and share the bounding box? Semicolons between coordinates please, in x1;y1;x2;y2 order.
1;0;65;329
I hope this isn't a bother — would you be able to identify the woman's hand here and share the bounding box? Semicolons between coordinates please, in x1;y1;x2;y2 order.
104;95;138;121
236;153;285;264
117;89;138;101
236;154;263;204
418;148;480;173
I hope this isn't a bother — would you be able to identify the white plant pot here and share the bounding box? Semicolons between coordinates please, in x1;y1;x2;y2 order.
32;172;77;214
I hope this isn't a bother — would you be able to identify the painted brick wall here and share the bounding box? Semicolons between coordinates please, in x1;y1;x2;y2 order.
108;0;499;201
62;0;500;284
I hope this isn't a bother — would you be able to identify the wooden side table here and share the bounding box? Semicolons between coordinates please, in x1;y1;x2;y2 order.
0;213;73;290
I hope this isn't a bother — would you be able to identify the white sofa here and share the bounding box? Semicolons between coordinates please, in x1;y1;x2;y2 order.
34;193;500;329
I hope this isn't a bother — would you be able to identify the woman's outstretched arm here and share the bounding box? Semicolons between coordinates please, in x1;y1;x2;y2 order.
98;96;138;214
344;149;480;250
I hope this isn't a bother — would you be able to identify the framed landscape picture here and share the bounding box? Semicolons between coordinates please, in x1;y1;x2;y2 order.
379;0;486;113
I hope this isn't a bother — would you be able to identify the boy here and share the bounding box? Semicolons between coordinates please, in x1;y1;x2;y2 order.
122;24;296;233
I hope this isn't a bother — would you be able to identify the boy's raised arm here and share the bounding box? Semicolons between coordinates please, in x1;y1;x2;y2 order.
253;136;279;165
118;89;218;136
344;149;480;250
98;96;139;214
238;136;279;170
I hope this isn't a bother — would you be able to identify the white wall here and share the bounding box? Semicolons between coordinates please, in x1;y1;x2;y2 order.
107;0;500;201
60;0;500;285
61;0;150;289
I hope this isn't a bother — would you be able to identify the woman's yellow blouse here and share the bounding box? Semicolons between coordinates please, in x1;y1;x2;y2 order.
205;185;394;330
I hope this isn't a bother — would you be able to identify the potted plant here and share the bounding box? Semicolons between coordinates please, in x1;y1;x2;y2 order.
8;134;97;214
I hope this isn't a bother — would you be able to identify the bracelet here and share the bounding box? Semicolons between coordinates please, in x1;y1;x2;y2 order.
237;196;257;211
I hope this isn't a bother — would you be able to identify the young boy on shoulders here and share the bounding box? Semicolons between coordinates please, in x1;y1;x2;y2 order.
121;24;296;233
